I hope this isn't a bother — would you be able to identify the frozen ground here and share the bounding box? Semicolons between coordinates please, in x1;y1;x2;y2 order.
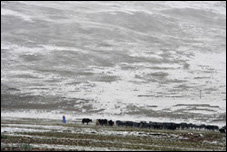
1;1;226;126
1;118;226;151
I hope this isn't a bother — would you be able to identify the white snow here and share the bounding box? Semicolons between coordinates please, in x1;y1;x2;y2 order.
1;1;226;127
1;8;33;22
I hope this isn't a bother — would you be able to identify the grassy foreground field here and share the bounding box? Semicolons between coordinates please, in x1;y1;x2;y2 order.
1;118;226;151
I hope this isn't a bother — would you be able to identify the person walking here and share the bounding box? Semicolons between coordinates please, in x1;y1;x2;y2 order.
62;115;66;123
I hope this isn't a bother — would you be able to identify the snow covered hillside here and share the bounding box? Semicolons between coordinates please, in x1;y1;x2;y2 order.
1;1;226;126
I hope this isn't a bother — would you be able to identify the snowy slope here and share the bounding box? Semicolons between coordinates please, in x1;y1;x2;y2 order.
1;1;226;126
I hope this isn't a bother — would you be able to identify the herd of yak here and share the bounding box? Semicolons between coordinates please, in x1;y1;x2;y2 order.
82;118;226;133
